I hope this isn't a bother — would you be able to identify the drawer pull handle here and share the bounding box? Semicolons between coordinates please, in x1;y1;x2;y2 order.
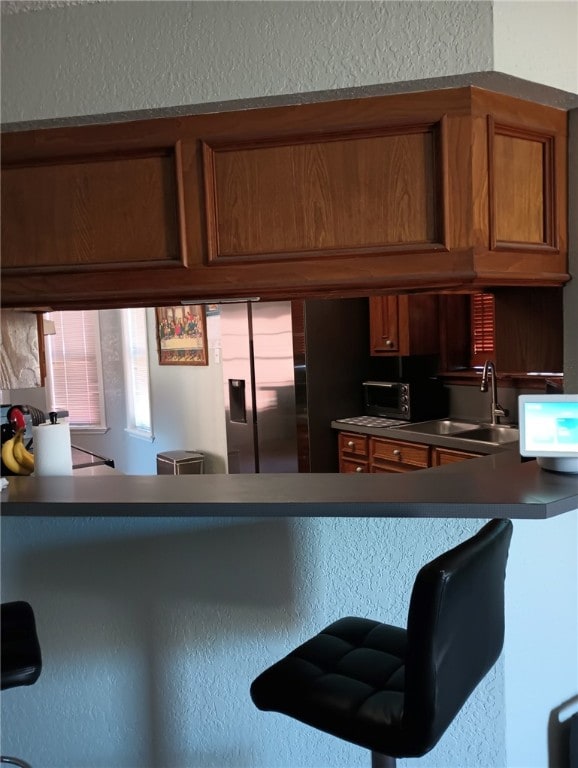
347;441;355;448
382;339;394;347
355;466;363;473
393;449;401;457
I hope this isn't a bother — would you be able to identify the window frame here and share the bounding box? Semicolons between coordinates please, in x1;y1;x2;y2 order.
121;307;154;442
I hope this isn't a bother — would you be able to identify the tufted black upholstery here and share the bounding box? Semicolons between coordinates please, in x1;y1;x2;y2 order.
251;519;513;762
1;601;42;691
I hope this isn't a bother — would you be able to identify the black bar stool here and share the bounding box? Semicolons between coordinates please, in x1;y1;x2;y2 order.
1;601;42;768
251;519;513;767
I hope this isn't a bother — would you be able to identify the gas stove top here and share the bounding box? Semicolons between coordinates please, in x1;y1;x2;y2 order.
334;416;407;429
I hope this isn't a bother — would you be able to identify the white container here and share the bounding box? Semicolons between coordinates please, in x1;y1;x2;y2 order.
33;421;73;476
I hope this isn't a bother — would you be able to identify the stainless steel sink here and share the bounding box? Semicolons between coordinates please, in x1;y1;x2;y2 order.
455;425;519;445
396;419;519;446
397;420;479;436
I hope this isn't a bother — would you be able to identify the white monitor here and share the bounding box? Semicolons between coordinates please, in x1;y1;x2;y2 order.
518;394;578;473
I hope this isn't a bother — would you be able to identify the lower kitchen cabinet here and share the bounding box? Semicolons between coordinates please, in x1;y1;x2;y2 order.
431;446;482;465
340;457;369;473
371;462;408;474
370;436;430;473
337;430;483;473
338;432;369;473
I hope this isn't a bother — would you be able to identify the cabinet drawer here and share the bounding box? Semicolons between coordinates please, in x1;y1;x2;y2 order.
370;463;407;474
340;457;369;474
338;432;368;458
370;437;430;469
432;447;481;466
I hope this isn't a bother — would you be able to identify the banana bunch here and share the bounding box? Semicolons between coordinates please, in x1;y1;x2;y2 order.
1;429;35;476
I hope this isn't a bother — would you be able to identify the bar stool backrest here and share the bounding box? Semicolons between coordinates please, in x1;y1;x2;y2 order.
1;601;42;690
403;519;513;754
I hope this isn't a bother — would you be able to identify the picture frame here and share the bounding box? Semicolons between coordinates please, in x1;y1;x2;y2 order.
155;304;208;365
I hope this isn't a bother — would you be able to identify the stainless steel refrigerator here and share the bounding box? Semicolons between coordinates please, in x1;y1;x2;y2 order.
220;298;369;473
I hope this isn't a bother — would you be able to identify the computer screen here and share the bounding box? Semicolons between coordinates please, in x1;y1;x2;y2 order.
518;395;578;458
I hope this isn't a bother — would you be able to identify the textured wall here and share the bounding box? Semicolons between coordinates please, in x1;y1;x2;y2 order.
0;0;493;122
1;2;576;768
1;515;502;768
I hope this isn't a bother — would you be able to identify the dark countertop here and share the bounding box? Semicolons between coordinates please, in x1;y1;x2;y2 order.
2;450;578;519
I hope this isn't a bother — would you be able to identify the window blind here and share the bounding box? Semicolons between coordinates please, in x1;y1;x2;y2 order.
471;293;495;366
45;310;106;428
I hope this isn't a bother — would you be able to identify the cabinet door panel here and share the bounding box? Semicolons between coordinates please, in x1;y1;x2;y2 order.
369;295;400;353
2;149;184;273
493;131;545;244
370;294;439;356
204;127;441;262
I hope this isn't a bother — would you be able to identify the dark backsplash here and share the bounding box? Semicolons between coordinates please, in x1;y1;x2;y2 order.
365;354;440;382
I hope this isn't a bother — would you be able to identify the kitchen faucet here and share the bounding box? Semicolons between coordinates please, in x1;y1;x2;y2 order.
480;360;509;425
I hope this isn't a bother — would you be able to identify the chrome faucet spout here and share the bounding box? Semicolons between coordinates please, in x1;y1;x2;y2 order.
480;360;492;393
480;360;508;425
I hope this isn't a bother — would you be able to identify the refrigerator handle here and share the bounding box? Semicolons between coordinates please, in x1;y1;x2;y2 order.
228;379;247;423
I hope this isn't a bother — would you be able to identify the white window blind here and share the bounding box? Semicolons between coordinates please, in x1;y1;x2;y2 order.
45;310;106;429
121;308;153;439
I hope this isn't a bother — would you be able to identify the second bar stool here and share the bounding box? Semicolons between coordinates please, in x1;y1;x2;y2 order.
251;519;513;767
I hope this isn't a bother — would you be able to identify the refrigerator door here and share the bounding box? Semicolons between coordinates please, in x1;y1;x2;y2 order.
221;301;300;474
251;302;299;473
221;302;257;473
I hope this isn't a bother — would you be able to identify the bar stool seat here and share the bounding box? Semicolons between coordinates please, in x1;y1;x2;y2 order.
251;519;513;767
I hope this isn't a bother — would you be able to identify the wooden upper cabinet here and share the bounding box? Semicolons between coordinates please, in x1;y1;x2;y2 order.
492;287;563;372
492;128;549;246
203;126;442;262
470;90;567;285
370;295;400;353
370;294;439;356
0;84;570;309
2;144;187;274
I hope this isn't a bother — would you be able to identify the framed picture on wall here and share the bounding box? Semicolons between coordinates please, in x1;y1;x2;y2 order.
155;304;208;365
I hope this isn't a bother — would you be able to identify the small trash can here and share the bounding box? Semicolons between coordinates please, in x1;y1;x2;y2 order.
156;450;204;475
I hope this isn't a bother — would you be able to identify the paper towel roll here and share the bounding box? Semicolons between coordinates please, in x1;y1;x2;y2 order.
33;422;73;476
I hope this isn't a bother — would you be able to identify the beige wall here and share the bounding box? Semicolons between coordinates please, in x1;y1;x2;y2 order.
493;1;578;94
